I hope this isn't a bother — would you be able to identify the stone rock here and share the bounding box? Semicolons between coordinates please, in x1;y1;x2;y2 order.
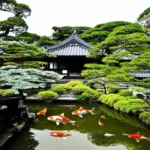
28;113;35;120
0;105;8;111
133;91;146;100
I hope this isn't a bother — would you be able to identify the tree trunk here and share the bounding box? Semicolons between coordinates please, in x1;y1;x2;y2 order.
4;27;10;36
103;84;107;94
18;89;25;106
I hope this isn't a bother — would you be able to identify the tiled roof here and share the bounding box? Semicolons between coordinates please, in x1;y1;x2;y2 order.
130;70;150;78
50;44;88;56
47;33;91;56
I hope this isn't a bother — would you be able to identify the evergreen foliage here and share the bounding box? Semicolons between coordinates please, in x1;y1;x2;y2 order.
99;94;149;113
38;90;58;101
52;26;90;40
118;90;132;97
138;7;150;20
4;61;48;69
50;81;101;101
36;36;58;47
114;99;149;113
0;66;63;91
3;32;40;44
0;89;16;97
0;0;31;36
139;112;150;125
51;84;71;94
99;94;124;107
0;0;31;18
0;17;28;36
0;41;55;61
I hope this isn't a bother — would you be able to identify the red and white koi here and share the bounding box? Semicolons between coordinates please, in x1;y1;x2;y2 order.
50;131;72;140
47;113;75;125
37;107;47;115
72;107;95;118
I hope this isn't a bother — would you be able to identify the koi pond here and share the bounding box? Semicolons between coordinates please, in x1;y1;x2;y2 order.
7;103;150;150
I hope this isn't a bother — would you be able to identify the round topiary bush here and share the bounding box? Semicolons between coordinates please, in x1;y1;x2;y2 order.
51;84;71;94
38;90;58;101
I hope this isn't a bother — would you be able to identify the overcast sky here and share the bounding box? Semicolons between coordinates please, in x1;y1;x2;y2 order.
0;0;150;36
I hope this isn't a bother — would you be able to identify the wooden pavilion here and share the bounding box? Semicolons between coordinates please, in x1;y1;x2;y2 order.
46;32;93;78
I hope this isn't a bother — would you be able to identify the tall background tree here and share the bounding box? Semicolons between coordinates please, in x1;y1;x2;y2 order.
0;0;31;36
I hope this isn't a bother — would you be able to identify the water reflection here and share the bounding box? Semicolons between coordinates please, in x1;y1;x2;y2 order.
7;103;150;150
25;131;39;150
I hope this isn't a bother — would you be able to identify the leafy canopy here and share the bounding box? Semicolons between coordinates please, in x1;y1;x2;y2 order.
0;66;63;91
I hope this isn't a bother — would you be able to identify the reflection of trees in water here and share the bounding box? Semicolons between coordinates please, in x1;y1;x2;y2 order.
87;131;149;150
26;104;150;150
99;105;147;129
25;131;39;150
87;132;120;146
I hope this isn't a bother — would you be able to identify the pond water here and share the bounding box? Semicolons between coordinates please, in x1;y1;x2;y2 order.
7;103;150;150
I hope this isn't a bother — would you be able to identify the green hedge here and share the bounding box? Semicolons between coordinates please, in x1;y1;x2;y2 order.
50;80;101;101
106;85;120;93
66;80;83;87
38;90;58;101
114;99;149;113
129;86;146;94
72;84;91;94
99;94;149;113
74;88;101;101
118;90;132;96
139;111;150;125
99;94;124;107
0;89;15;97
51;84;71;94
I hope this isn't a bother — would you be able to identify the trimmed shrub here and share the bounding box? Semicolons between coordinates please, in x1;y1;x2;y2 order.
72;84;91;94
81;89;100;101
99;94;124;107
139;112;150;125
74;94;83;101
38;90;58;101
50;80;101;101
114;99;149;113
51;84;71;94
118;90;132;96
66;80;83;87
0;89;15;97
4;62;20;67
129;86;146;94
107;85;120;93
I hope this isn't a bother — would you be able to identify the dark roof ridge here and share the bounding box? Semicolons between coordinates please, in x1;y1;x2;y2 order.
48;33;91;50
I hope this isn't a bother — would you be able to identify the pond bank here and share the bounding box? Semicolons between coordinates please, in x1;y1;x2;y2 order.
0;113;35;150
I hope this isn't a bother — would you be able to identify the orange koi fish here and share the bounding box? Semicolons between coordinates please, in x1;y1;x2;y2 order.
72;107;95;118
101;115;106;119
50;131;72;140
124;133;148;142
129;133;147;139
47;113;75;125
98;120;104;126
37;107;47;115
